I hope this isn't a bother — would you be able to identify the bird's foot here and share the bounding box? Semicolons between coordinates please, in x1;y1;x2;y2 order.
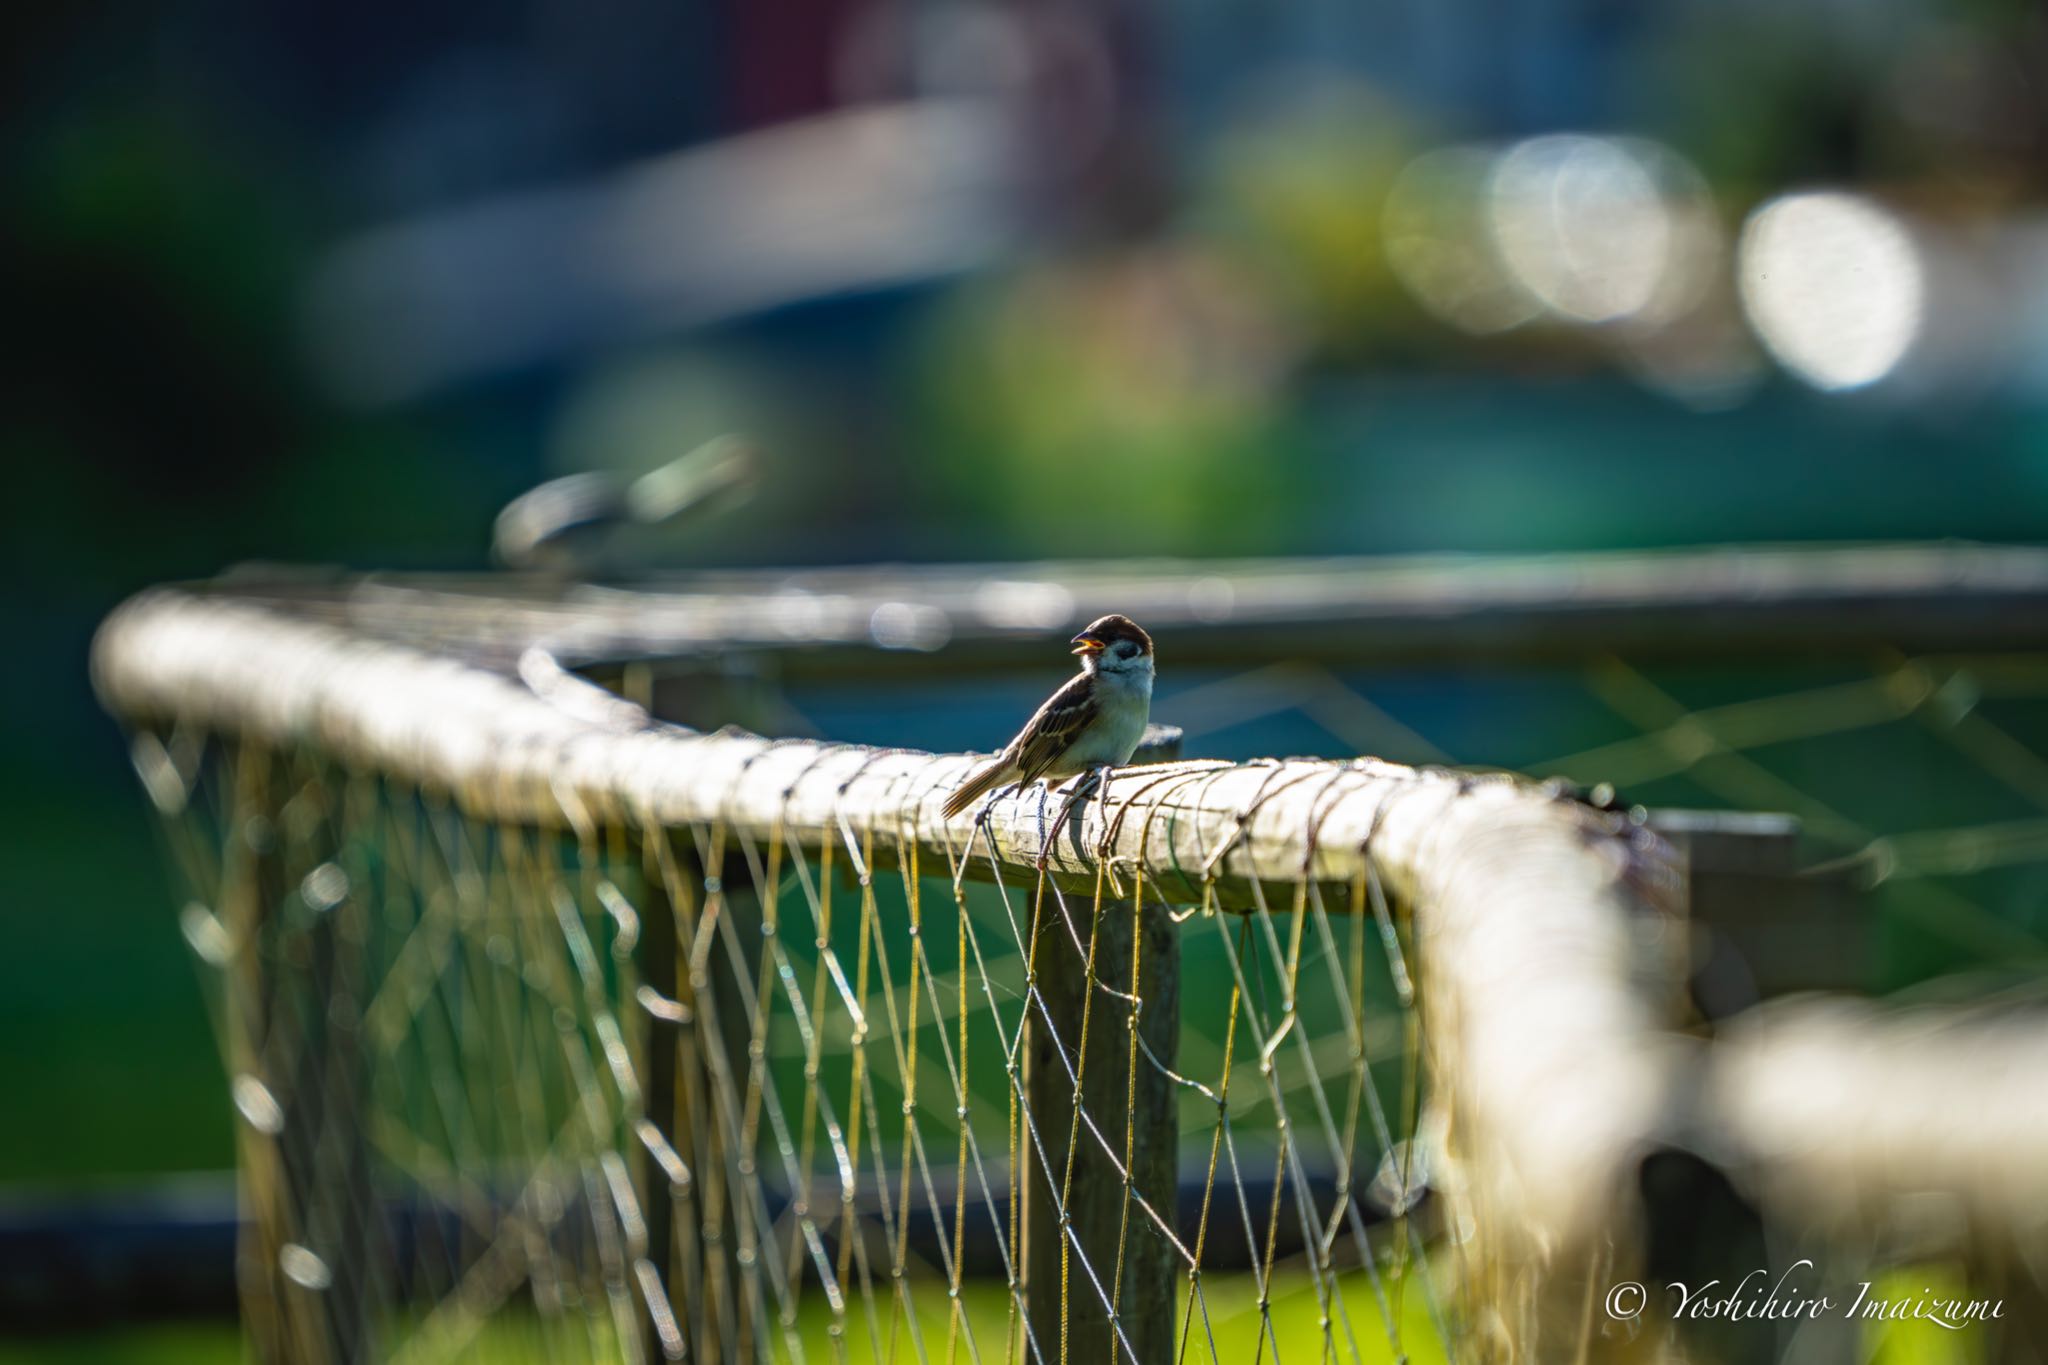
1045;767;1113;868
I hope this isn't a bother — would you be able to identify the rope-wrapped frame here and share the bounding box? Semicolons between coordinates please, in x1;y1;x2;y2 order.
95;586;1687;1363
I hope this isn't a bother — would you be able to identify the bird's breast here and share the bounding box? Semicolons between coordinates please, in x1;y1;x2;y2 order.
1074;674;1151;767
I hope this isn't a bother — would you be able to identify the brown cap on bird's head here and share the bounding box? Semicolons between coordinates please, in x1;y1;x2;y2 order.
1070;614;1153;657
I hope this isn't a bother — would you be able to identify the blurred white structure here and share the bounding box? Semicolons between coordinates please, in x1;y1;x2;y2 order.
305;101;1031;405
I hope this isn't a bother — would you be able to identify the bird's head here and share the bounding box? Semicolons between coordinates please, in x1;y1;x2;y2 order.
1071;614;1154;675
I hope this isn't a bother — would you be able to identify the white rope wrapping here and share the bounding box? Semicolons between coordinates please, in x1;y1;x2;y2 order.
94;586;1685;1333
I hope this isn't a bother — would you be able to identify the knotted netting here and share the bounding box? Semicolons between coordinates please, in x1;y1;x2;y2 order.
96;548;2048;1364
97;586;1682;1364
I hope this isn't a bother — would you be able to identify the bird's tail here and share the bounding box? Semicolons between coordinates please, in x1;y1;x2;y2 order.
942;756;1014;819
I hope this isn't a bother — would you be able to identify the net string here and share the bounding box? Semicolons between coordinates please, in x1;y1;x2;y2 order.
1165;650;2048;965
137;726;1503;1365
110;577;2048;1365
131;649;1719;1365
947;756;1453;1365
1558;656;2048;960
146;741;1574;1365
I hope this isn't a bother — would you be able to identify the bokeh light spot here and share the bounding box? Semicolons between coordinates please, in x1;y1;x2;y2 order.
1487;135;1675;325
1383;145;1538;335
1738;192;1925;392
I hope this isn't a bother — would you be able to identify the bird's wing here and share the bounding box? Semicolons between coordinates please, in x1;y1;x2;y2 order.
1008;673;1101;785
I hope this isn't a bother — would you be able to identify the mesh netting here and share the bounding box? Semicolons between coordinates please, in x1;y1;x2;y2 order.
99;582;2048;1365
134;719;1495;1364
1155;650;2048;977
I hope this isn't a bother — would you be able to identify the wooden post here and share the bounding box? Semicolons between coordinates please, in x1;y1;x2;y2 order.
1647;810;1865;1016
1025;893;1181;1365
1026;731;1182;1365
220;740;290;1365
633;827;726;1364
634;835;685;1362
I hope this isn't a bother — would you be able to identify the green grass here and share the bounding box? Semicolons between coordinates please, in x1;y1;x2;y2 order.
761;1268;1451;1364
1862;1266;1995;1365
0;1266;2004;1365
0;1323;242;1365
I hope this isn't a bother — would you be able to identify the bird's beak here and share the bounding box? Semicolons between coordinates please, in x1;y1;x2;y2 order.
1070;635;1104;655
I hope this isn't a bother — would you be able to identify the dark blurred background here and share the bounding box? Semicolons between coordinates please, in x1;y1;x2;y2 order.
5;0;2048;1353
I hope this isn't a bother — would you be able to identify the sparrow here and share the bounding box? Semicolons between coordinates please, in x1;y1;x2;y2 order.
942;614;1154;819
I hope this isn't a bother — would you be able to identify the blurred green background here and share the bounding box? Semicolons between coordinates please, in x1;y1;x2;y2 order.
5;0;2048;1354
